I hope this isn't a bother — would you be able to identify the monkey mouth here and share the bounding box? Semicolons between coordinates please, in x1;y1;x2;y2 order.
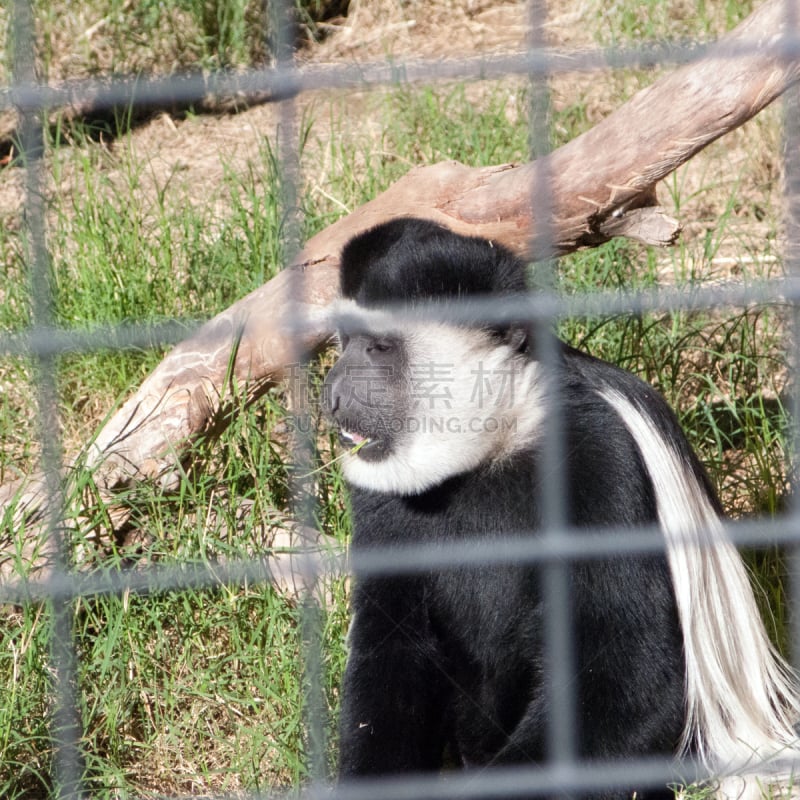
338;428;372;449
337;427;385;459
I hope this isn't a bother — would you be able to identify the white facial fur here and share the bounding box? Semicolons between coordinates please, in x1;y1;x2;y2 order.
331;300;545;495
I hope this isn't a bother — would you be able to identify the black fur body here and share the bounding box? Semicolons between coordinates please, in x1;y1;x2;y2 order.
339;351;690;791
323;218;799;799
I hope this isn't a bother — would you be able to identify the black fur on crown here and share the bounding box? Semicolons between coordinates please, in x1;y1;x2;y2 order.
339;218;527;307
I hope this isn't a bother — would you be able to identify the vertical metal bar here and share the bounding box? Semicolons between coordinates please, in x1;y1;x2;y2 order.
269;0;329;787
11;1;86;797
528;0;577;780
780;0;800;679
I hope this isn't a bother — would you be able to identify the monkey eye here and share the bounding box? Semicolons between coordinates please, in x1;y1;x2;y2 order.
367;338;394;354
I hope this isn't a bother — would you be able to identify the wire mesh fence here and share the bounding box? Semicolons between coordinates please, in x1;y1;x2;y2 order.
2;0;800;797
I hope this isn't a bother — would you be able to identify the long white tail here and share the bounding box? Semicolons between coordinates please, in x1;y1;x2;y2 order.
600;388;800;798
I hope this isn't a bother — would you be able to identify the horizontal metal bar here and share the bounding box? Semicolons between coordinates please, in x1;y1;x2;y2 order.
241;753;800;800
323;275;800;335
1;36;800;116
4;276;797;361
2;511;799;605
0;319;201;358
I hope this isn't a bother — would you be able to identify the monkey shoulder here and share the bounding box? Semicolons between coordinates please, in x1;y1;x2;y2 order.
559;344;721;517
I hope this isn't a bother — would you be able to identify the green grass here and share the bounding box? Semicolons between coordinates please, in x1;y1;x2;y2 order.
593;0;755;46
0;0;794;796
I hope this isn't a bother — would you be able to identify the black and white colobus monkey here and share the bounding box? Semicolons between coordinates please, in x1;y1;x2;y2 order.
322;217;800;799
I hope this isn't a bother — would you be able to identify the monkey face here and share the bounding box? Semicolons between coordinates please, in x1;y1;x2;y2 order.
323;301;545;496
323;330;410;464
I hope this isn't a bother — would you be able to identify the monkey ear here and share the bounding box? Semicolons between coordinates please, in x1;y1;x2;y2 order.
503;324;529;354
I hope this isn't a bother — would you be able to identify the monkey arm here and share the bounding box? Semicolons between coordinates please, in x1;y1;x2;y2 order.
338;577;451;776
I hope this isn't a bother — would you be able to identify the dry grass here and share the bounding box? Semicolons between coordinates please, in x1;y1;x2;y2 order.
311;0;528;60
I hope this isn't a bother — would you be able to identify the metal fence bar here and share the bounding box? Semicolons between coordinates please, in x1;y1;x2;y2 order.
781;0;800;676
4;37;800;116
5;511;800;607
10;1;87;796
269;0;332;787
526;0;578;777
6;276;800;362
5;276;800;364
